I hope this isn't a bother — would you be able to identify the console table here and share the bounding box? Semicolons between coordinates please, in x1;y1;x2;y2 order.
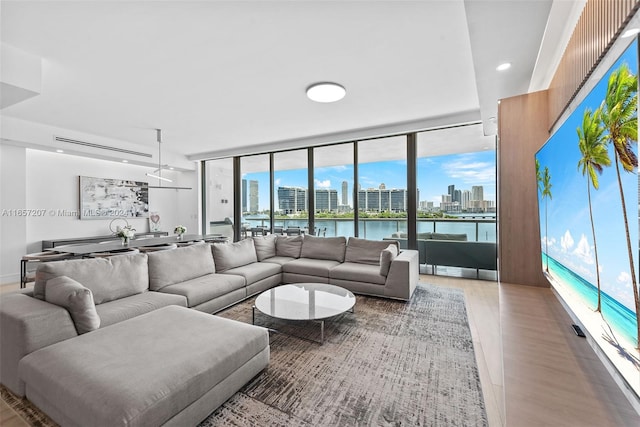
42;232;169;250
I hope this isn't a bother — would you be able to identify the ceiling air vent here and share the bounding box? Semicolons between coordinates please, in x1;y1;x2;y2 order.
53;136;152;158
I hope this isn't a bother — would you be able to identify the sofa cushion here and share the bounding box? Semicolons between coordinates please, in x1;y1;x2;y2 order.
34;253;149;305
19;306;269;427
276;235;303;258
330;262;387;285
222;262;281;286
283;258;341;278
44;276;100;334
380;244;398;276
260;255;296;266
147;243;215;291
95;291;187;328
158;273;246;308
300;235;346;262
212;239;258;272
253;235;277;261
345;237;399;265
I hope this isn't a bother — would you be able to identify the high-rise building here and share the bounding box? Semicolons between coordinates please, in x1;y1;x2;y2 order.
315;189;338;212
471;185;484;201
462;190;471;210
241;179;247;212
357;188;410;212
277;186;307;214
419;200;434;211
249;180;259;213
341;181;348;206
448;184;455;201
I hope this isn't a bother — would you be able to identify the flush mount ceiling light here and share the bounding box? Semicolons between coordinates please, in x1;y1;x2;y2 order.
306;82;346;103
622;28;640;38
496;62;511;71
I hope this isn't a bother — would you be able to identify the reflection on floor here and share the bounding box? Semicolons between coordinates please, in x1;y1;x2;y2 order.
420;264;498;281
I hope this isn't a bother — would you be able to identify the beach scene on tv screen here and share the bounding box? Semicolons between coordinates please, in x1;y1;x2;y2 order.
536;39;639;396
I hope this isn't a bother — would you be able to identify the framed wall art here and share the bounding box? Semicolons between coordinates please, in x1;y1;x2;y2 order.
79;176;149;220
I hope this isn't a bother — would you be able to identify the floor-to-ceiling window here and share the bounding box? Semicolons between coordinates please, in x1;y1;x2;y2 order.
203;158;234;238
273;149;308;234
313;144;355;238
202;124;498;279
240;154;271;236
416;124;497;278
356;135;407;240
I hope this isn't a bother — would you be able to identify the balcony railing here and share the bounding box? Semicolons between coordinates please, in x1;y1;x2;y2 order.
238;217;496;243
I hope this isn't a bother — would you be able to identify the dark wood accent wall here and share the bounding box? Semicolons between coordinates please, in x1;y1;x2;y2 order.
498;91;549;287
548;0;639;128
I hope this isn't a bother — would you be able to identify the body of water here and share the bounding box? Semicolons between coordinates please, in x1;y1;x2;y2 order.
242;217;497;242
543;253;638;347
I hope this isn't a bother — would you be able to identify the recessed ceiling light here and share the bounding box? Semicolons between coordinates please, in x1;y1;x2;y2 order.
496;63;511;71
169;167;174;170
56;149;64;153
122;160;128;163
306;82;346;103
622;28;640;38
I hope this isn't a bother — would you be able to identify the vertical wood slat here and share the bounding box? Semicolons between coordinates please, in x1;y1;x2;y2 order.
548;0;640;129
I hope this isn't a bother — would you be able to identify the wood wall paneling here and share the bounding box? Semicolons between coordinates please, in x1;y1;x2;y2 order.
548;0;640;128
498;91;549;287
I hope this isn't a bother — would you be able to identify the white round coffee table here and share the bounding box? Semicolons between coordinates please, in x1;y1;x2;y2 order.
252;283;356;344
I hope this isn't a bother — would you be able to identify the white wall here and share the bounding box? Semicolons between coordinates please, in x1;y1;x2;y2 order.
0;145;27;284
0;146;198;284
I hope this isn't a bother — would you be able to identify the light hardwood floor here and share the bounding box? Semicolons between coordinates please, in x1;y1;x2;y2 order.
2;276;639;426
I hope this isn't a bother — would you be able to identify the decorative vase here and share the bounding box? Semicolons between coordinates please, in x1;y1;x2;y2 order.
177;233;184;240
121;237;129;245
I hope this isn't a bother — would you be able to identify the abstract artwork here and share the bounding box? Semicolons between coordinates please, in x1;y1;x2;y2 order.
79;176;149;220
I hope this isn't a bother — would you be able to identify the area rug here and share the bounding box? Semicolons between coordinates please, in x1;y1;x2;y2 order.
202;284;488;426
1;284;487;427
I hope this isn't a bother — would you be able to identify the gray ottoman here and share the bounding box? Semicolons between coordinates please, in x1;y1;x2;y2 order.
19;306;269;427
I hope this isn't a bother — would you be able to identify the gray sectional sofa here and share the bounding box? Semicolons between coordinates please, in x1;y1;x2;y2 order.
0;235;418;426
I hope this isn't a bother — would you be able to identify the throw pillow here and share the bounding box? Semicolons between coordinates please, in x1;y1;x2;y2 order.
275;235;303;258
212;238;258;272
379;245;399;277
345;237;400;265
253;234;277;261
44;276;100;334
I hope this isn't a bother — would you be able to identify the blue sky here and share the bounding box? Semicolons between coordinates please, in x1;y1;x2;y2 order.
536;39;639;312
244;150;496;211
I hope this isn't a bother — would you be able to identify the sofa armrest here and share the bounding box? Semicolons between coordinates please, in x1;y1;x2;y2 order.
0;293;78;396
384;249;419;300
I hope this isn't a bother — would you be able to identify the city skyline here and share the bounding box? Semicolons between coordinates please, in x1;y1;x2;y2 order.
242;150;496;212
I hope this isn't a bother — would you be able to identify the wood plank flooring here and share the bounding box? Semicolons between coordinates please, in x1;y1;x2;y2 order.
500;282;640;426
2;277;639;426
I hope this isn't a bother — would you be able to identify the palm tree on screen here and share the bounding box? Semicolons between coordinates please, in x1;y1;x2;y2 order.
600;62;639;348
577;107;610;313
541;166;552;272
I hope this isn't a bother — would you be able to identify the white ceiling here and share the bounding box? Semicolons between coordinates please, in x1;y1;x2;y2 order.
0;1;581;166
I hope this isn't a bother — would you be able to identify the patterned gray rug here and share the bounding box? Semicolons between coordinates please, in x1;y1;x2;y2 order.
202;284;488;426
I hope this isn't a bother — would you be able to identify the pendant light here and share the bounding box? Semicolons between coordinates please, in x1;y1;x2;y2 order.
147;129;191;190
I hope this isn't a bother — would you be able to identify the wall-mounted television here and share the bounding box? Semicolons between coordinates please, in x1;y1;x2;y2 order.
536;39;639;399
